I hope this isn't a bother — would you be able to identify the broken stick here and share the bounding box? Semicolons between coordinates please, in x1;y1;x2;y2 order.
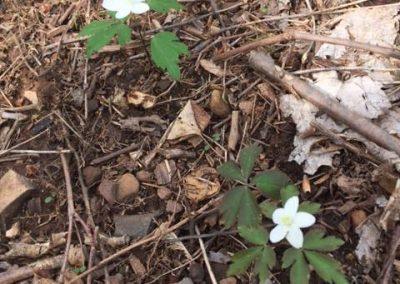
249;51;400;156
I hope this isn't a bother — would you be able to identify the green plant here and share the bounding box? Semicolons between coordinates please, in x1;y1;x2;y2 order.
217;144;348;283
79;0;188;80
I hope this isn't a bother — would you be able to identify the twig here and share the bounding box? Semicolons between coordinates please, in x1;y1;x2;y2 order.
58;152;75;282
249;52;400;156
69;196;222;283
195;225;217;284
228;111;240;151
90;142;140;165
378;225;400;284
215;31;400;61
0;255;64;283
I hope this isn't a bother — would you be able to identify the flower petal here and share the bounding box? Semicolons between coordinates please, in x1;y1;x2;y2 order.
286;227;303;248
284;196;299;217
269;224;288;243
294;212;316;228
130;2;150;14
115;8;131;19
102;0;122;11
272;208;286;225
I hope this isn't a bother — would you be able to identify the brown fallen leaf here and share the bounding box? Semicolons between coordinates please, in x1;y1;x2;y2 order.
154;160;177;185
380;179;400;230
167;100;210;145
302;175;312;193
127;91;156;109
183;166;220;202
129;255;146;277
23;90;39;105
209;89;231;118
199;59;225;77
117;173;140;201
351;209;368;227
5;222;20;239
67;245;85;267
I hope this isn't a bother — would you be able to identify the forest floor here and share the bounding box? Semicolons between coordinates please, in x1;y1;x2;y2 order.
0;0;400;283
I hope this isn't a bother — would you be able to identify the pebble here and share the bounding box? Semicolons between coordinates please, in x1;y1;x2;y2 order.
97;179;117;204
166;200;183;214
117;173;140;201
157;187;172;200
136;170;152;182
83;166;102;186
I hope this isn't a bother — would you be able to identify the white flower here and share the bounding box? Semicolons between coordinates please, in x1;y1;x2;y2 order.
102;0;150;19
269;196;315;248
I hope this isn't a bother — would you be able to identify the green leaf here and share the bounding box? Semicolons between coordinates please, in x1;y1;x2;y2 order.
80;21;132;57
259;201;277;219
217;161;245;182
304;251;348;284
299;201;321;214
282;249;309;284
238;225;268;245
239;144;262;180
252;170;291;200
79;20;114;37
280;184;299;204
227;246;263;276
147;0;183;13
254;246;276;283
220;186;261;228
44;196;54;204
150;31;189;80
303;229;344;252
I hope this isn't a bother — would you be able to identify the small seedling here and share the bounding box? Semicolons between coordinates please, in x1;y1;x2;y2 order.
217;144;348;284
79;0;188;80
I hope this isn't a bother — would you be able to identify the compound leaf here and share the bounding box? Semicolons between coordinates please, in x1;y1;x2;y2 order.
303;229;344;252
252;170;291;200
304;251;348;284
238;225;268;246
239;144;262;180
150;31;188;80
280;184;299;204
254;246;276;283
299;201;321;214
79;20;114;36
217;161;245;182
147;0;183;13
282;249;309;284
227;246;263;276
259;201;277;219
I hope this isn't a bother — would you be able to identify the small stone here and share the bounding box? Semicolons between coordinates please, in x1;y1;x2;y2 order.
5;222;20;239
136;170;152;182
68;245;85;267
166;200;183;214
97;179;117;204
109;274;124;284
157;187;172;200
83;166;102;186
113;212;159;238
209;89;230;118
176;278;194;284
351;210;368;227
220;277;237;284
117;173;140;201
129;256;146;277
189;262;204;283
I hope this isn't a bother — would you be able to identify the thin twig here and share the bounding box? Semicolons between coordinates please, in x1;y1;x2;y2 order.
195;225;217;284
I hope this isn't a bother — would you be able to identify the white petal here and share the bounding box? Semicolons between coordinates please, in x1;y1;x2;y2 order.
294;212;316;228
269;225;288;243
284;196;299;217
115;8;131;19
130;3;150;14
102;0;121;11
272;208;286;225
286;227;303;248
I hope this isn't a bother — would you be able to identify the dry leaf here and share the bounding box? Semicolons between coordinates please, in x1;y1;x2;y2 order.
209;89;230;118
380;179;400;231
129;256;146;277
127;91;156;109
154;160;177;185
167;100;210;144
355;217;380;272
5;222;20;239
183;166;220;202
68;245;85;267
200;59;225;77
23;90;38;105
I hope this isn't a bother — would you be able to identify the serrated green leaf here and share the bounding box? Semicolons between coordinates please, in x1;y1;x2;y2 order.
239;144;262;180
254;246;276;283
81;21;132;57
150;31;188;80
259;201;277;219
252;170;291;200
220;186;261;228
280;184;299;204
282;249;309;284
79;20;114;37
290;251;309;284
299;201;321;214
217;161;245;182
304;251;348;284
303;229;344;252
238;225;268;245
147;0;183;13
227;246;263;276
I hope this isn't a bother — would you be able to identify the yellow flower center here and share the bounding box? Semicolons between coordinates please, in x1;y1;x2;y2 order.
280;215;293;226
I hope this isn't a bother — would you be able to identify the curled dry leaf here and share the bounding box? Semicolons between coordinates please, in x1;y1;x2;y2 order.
5;222;20;239
167;100;210;144
68;245;85;267
127;91;156;109
209;89;231;118
199;59;225;77
183;166;220;202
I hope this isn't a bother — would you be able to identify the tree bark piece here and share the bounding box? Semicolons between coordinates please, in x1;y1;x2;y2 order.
249;51;400;156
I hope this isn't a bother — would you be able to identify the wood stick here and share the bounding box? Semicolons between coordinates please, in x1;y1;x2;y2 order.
90;143;139;165
249;51;400;156
215;31;400;61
